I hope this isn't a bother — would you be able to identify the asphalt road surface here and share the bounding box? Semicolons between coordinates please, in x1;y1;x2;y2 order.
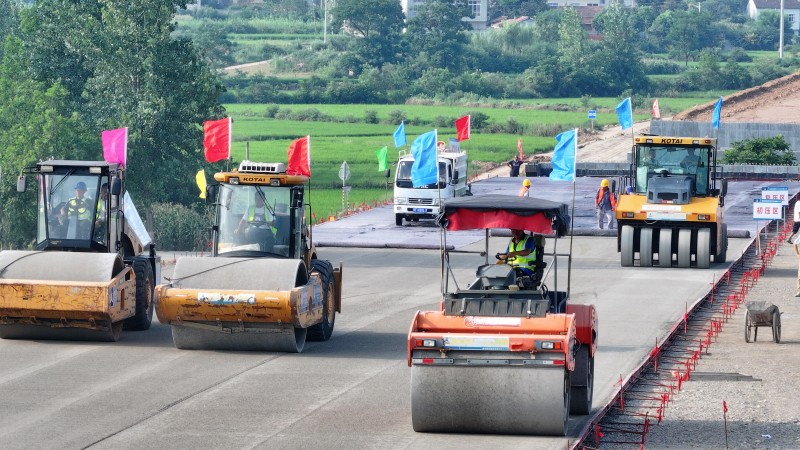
0;178;796;450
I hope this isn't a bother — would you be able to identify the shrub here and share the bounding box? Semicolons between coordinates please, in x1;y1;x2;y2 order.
364;110;379;124
722;135;796;165
387;109;407;125
151;203;214;251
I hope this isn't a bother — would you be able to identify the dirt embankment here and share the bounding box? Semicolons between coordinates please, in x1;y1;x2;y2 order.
528;70;800;166
673;71;800;124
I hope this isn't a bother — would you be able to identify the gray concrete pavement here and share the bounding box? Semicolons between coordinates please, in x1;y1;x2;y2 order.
1;176;799;449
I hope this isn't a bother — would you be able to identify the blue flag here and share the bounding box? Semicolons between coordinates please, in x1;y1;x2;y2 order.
550;129;577;182
712;96;723;129
394;122;407;148
616;97;632;131
411;130;438;187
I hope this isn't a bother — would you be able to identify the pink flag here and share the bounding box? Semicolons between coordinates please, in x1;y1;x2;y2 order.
652;98;661;119
204;117;232;163
455;115;470;141
287;136;311;177
102;127;128;167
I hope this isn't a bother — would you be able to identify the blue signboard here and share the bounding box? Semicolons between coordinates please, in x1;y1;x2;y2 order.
588;110;597;119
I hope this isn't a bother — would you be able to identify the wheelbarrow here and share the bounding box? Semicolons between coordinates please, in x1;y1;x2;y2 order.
744;301;781;343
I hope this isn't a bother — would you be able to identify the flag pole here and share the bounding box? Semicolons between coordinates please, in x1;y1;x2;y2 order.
630;97;635;148
567;128;578;298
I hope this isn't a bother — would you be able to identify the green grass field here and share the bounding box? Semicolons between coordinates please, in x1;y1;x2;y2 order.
223;95;729;220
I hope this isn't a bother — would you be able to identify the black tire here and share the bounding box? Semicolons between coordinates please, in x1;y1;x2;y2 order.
570;346;594;415
773;311;781;343
395;214;403;226
744;311;752;343
308;259;336;341
716;223;728;263
124;258;155;331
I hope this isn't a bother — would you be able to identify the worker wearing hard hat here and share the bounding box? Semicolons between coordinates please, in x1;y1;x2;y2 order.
60;181;93;239
595;179;617;230
518;179;531;197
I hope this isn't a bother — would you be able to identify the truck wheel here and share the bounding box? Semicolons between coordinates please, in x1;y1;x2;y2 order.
124;258;155;331
395;214;403;226
570;346;594;415
308;259;336;341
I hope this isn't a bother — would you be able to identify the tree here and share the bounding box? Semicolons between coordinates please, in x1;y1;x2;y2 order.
330;0;405;68
488;0;547;21
0;37;93;247
406;0;472;73
555;7;588;96
21;0;224;211
722;135;796;165
667;10;704;65
591;3;649;95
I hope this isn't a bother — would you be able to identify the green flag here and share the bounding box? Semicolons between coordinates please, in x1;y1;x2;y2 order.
375;146;388;171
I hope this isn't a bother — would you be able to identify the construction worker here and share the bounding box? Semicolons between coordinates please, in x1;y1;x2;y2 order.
788;204;800;244
237;195;274;233
496;229;537;276
507;155;523;177
595;179;617;230
793;234;800;297
237;194;275;251
61;181;93;239
518;179;531;197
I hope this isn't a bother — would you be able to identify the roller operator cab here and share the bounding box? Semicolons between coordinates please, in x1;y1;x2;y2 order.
0;160;160;342
616;136;728;269
154;161;343;352
393;145;469;226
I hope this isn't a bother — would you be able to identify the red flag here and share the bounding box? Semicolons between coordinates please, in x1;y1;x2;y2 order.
455;115;470;141
652;98;661;119
203;117;231;163
287;136;310;176
723;400;728;413
517;138;524;159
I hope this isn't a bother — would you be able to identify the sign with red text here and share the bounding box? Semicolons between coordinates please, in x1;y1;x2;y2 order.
753;199;783;220
761;186;788;206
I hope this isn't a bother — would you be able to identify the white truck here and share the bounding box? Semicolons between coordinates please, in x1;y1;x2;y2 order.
394;143;469;226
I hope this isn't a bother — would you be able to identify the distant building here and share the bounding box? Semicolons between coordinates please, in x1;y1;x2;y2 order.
747;0;800;35
401;0;490;30
545;0;636;6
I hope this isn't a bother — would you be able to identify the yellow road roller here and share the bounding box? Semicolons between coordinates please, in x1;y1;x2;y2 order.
154;161;342;352
0;160;160;341
616;136;728;268
407;195;598;436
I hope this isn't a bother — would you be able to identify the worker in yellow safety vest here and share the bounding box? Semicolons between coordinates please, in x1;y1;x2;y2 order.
237;195;276;234
496;229;537;276
60;181;93;239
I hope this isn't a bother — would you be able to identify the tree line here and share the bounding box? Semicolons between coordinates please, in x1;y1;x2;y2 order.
185;0;800;103
0;0;223;248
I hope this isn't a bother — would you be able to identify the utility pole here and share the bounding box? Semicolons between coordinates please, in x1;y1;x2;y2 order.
780;0;785;59
323;0;327;43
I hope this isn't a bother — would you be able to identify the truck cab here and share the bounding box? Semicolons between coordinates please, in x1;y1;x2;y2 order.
393;145;468;226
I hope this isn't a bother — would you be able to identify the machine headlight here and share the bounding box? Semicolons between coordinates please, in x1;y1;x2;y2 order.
396;198;407;204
